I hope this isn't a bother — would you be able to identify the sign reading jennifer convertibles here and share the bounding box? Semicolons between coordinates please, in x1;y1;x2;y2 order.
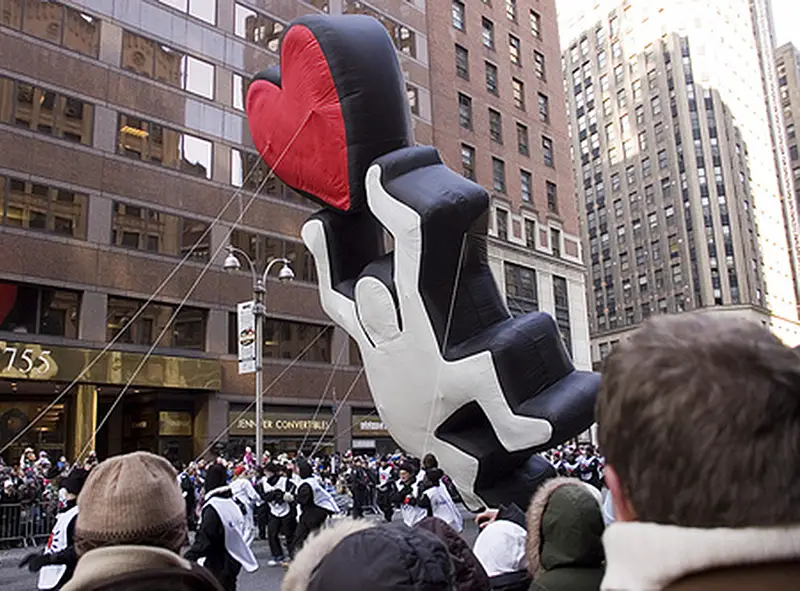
228;411;333;436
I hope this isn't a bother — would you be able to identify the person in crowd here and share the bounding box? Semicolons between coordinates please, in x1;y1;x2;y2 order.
292;458;339;550
179;465;197;532
18;468;88;590
60;451;223;591
418;467;464;533
376;458;395;522
525;478;605;591
282;518;455;591
185;463;258;590
229;465;262;546
262;463;297;567
473;501;530;591
347;457;372;519
597;315;800;589
391;461;428;527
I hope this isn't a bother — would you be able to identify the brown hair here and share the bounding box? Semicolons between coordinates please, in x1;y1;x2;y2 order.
597;314;800;527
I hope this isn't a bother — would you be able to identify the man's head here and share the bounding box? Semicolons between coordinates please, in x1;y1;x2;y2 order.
598;314;800;528
421;453;438;470
398;462;415;483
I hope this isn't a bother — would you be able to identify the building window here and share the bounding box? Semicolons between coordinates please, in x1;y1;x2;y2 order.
121;31;215;99
233;4;284;52
517;123;530;156
107;296;207;351
230;149;303;204
458;93;473;129
7;1;101;58
230;229;317;283
509;34;521;65
2;177;87;239
542;136;554;167
452;0;465;30
530;10;541;39
342;1;416;57
117;114;212;179
456;44;470;79
407;84;420;116
512;78;525;109
461;144;476;180
505;262;538;315
489;109;503;143
0;279;80;338
642;157;651;178
228;314;332;362
157;0;217;24
551;228;561;258
506;0;517;20
553;276;572;355
534;51;546;80
521;169;532;202
537;93;549;123
111;201;211;261
486;62;499;95
1;76;94;145
492;157;506;193
482;17;495;49
496;208;508;240
525;219;536;249
651;95;662;116
232;73;250;111
546;181;558;213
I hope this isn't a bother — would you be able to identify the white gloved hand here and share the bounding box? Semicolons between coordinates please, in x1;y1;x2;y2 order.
283;492;294;503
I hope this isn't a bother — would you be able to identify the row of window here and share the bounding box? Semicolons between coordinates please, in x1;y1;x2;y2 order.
457;95;552;161
453;1;544;65
1;1;100;58
0;76;94;146
460;144;558;212
0;278;334;358
342;0;417;59
503;262;571;355
455;45;542;107
0;176;87;238
496;210;562;258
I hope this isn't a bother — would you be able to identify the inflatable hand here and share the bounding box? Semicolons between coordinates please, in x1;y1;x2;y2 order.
302;148;598;509
247;15;599;510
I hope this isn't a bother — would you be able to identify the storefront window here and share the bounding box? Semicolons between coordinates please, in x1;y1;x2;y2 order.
0;280;80;338
0;401;67;462
0;75;93;144
4;1;101;58
107;296;207;350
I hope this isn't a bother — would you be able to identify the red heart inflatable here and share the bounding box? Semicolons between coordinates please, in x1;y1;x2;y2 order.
246;25;350;212
0;283;17;327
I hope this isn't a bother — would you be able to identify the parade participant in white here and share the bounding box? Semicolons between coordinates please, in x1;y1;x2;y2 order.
293;459;339;550
229;466;262;546
261;463;297;566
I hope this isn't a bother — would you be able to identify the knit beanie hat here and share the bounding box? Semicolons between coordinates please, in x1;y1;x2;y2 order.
74;451;187;556
205;463;228;492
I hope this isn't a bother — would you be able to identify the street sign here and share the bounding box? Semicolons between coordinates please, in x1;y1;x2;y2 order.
237;301;256;374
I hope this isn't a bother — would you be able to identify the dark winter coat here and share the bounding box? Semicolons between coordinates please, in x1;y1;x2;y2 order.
525;478;605;591
184;488;243;591
416;517;490;591
282;518;455;591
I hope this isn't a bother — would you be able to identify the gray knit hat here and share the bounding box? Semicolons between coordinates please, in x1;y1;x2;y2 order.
75;451;187;555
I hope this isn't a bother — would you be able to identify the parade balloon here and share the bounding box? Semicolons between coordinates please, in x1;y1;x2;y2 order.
246;14;600;510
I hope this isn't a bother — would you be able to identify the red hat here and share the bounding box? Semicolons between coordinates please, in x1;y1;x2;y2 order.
234;465;246;477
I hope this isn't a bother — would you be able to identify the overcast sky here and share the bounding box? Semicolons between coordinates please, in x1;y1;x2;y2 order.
772;0;799;48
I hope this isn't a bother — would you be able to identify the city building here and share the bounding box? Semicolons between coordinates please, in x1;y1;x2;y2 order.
776;42;800;227
0;0;589;464
429;0;591;370
558;0;800;366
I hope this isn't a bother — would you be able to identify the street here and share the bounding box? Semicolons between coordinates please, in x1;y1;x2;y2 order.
0;509;479;590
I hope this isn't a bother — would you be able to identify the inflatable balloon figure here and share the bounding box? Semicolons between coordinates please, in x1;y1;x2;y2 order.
246;15;600;510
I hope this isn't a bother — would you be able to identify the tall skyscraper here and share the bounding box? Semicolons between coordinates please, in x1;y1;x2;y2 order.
558;0;800;363
776;42;800;229
428;0;592;370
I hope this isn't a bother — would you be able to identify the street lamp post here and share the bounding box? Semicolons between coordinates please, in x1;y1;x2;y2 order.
224;246;294;467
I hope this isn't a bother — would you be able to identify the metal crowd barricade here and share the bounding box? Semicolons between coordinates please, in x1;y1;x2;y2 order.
0;502;58;547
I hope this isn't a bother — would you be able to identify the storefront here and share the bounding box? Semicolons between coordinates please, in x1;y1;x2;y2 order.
0;338;220;465
351;412;398;457
227;405;335;457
